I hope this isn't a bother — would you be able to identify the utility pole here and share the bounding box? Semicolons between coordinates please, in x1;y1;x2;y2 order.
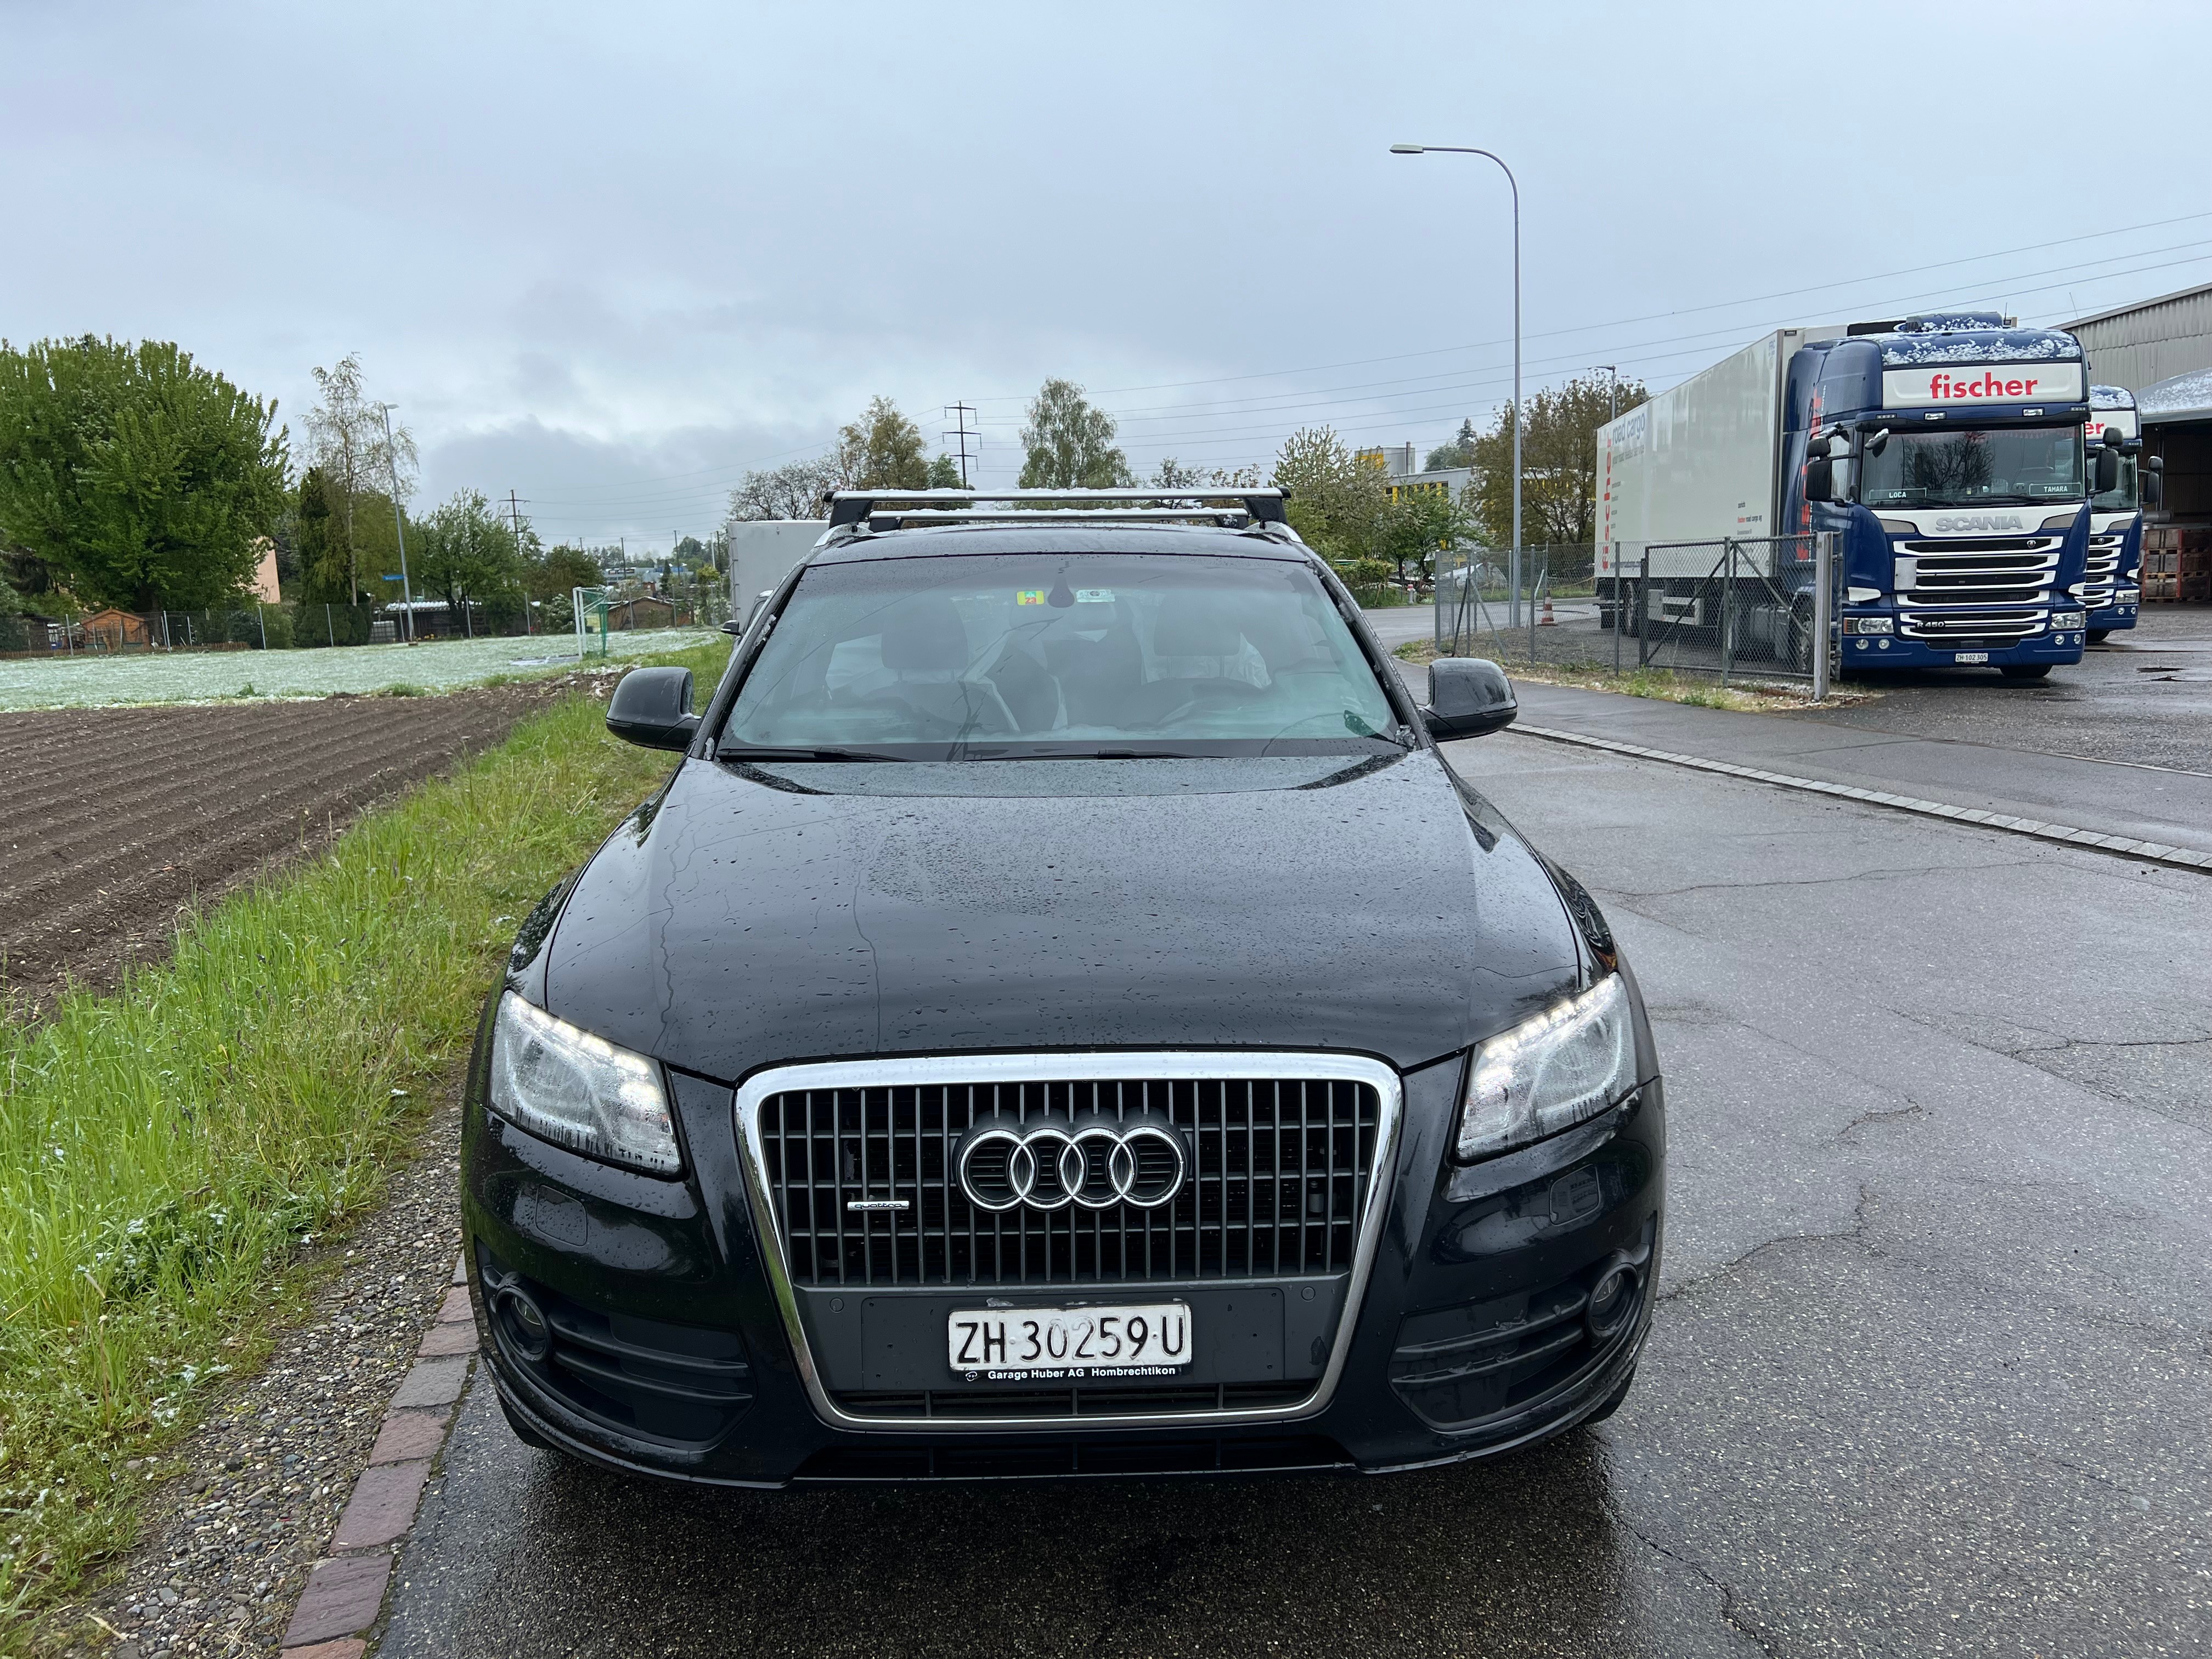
377;404;415;642
507;490;530;633
1595;365;1620;423
944;403;979;487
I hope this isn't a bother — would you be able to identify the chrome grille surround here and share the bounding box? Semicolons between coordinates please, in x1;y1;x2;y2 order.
1895;537;2062;609
733;1052;1403;1432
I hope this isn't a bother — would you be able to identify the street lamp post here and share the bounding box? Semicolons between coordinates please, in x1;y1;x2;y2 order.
377;403;416;644
1391;143;1522;624
1595;364;1619;424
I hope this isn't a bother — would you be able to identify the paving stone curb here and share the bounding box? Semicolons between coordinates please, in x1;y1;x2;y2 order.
1508;723;2212;876
276;1255;474;1654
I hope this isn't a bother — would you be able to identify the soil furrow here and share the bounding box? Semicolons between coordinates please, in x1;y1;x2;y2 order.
2;679;589;1014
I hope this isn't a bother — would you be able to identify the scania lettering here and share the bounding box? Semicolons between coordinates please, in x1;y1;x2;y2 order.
1596;312;2105;680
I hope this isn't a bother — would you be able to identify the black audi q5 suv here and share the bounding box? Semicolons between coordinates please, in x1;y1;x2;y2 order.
461;487;1662;1485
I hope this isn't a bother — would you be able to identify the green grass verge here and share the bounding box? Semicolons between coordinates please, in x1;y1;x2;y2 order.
0;639;726;1646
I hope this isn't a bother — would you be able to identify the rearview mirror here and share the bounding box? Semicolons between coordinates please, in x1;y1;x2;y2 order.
606;666;699;752
2145;462;2164;509
1805;456;1835;501
1421;658;1517;741
2094;448;2121;494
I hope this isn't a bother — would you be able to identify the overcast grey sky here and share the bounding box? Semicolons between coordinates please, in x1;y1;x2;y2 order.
7;0;2210;549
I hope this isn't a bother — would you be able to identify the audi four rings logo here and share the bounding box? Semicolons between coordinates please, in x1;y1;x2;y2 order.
956;1112;1189;1212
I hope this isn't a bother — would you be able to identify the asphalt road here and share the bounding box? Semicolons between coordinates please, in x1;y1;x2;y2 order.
378;717;2212;1657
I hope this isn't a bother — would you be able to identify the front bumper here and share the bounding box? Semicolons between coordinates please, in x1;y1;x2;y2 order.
460;1044;1664;1485
1841;624;2085;669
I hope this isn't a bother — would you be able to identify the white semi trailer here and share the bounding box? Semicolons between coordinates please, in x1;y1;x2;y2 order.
727;520;826;624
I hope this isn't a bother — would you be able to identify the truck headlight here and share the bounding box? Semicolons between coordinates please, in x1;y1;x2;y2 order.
1458;975;1638;1161
2050;611;2087;631
1843;616;1894;635
489;992;681;1174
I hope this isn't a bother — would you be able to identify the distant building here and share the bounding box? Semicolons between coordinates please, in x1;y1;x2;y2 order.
1355;443;1475;505
250;537;281;603
2064;283;2212;524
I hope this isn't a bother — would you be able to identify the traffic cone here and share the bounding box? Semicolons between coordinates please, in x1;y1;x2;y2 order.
1538;595;1556;627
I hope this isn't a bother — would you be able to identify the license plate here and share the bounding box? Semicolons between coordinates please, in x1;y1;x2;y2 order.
1954;651;1989;664
947;1303;1192;1379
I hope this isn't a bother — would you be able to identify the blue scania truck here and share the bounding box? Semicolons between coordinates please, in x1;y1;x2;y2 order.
2084;385;2147;640
1597;312;2114;679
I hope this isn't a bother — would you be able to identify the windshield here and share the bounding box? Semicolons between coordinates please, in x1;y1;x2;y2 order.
1858;424;2084;509
2091;453;2140;513
718;551;1402;760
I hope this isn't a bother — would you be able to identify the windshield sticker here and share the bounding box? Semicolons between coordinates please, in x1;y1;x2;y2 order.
1017;590;1047;606
1075;588;1114;603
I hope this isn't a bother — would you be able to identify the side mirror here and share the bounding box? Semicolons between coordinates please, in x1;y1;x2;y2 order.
2103;428;2126;449
2094;448;2121;494
1421;657;1517;741
606;666;699;751
1805;456;1835;502
2145;461;2164;509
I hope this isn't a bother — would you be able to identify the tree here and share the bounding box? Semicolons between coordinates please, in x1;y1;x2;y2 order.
1018;379;1131;488
729;455;840;521
1466;371;1648;547
836;396;929;490
0;336;290;611
303;353;414;603
1372;487;1468;584
1423;417;1480;472
1269;425;1385;565
927;454;962;489
413;489;526;611
0;565;24;651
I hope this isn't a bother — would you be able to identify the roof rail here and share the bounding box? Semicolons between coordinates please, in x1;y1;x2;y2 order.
825;486;1289;531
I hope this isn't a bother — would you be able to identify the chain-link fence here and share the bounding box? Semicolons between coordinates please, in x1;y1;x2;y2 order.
1435;536;1838;692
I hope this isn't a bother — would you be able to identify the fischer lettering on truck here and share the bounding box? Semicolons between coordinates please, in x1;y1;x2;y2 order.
1595;311;2108;679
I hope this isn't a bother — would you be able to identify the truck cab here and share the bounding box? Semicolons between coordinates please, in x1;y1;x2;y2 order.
1785;312;2098;679
2084;386;2145;641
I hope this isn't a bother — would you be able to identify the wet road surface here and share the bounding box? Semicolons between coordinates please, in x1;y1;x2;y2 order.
379;723;2212;1658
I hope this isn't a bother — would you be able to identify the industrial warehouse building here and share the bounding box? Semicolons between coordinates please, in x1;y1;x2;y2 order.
2066;281;2212;527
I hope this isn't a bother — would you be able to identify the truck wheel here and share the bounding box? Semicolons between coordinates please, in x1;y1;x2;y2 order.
2087;629;2109;644
1999;664;2052;681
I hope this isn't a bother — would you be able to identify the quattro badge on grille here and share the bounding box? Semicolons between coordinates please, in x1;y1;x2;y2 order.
955;1111;1189;1213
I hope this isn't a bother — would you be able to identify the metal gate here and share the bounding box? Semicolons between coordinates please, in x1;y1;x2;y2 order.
1616;534;1839;695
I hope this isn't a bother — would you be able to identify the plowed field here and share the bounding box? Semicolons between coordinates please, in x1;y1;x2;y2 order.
1;682;587;1015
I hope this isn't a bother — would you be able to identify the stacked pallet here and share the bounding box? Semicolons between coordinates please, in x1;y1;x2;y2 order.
2142;525;2212;602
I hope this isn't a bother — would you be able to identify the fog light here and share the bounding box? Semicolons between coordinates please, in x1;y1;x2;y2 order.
1587;1265;1640;1338
496;1286;552;1361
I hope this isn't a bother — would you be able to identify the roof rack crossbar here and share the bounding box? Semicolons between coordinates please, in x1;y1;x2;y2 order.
827;486;1287;528
867;507;1256;526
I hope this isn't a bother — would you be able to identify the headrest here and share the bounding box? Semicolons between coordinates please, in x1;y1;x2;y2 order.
881;597;968;672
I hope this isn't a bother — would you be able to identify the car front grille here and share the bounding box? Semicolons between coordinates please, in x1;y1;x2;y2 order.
837;1380;1312;1420
755;1073;1384;1288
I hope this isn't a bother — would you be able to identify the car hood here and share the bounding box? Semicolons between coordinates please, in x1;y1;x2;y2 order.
535;751;1581;1082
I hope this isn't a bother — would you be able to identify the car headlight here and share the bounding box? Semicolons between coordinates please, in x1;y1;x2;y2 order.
489;992;681;1174
1457;974;1639;1161
2050;610;2086;631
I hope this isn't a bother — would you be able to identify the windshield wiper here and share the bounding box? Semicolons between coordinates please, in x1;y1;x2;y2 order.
720;746;912;763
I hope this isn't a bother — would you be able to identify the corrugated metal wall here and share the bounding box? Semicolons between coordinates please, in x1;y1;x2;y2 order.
2069;283;2212;393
